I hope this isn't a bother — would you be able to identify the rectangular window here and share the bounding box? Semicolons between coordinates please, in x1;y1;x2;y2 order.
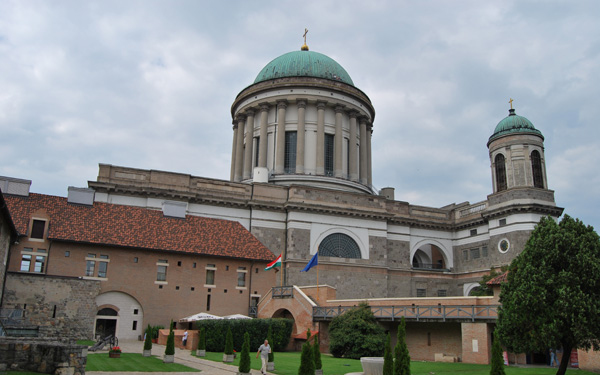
132;321;137;331
462;249;469;261
157;265;167;281
206;294;211;312
416;288;427;297
284;131;297;174
98;261;108;278
20;254;31;272
30;219;46;239
499;218;507;226
437;290;447;297
86;259;95;277
470;229;477;236
134;257;138;263
470;248;481;259
481;246;488;257
254;137;260;167
205;264;216;286
65;251;70;257
324;134;334;176
34;255;46;273
237;267;247;288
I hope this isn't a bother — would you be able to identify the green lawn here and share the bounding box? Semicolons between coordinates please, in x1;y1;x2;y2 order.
86;352;200;372
76;339;96;346
198;351;597;375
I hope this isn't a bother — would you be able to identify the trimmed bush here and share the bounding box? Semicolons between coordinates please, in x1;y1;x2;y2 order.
267;324;274;362
490;330;506;375
329;303;385;359
383;332;393;375
197;327;206;351
165;322;175;356
393;317;410;375
152;325;164;339
196;318;293;352
144;324;153;351
298;339;315;375
313;333;322;370
239;332;251;373
224;327;234;355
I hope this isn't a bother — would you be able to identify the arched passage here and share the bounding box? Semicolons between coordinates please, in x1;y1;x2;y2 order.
411;243;448;270
272;308;297;335
94;291;143;340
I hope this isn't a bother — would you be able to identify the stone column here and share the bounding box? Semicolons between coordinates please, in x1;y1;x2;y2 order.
316;101;327;175
367;123;373;187
258;103;269;168
234;115;246;182
296;99;307;174
348;111;358;181
230;121;237;181
274;100;288;174
243;109;255;180
359;117;368;185
334;105;345;178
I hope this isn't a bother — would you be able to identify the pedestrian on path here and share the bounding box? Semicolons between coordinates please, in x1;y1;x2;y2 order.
256;339;271;375
183;330;188;348
550;348;559;367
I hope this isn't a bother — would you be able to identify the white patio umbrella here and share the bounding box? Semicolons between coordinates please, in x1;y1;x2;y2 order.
179;312;223;322
223;313;252;320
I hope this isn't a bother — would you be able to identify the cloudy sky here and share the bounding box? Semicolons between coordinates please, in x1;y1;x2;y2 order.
1;1;599;230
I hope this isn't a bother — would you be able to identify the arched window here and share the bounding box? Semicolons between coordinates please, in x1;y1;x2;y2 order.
495;153;507;192
319;233;361;259
97;308;118;316
531;150;544;188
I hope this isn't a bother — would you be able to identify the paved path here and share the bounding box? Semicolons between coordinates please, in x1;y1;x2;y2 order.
87;339;270;375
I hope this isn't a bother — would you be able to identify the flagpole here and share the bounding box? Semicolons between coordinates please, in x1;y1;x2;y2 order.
280;258;284;286
316;247;319;303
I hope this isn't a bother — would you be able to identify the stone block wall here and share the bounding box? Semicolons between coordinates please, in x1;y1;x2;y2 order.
2;272;101;340
0;337;87;375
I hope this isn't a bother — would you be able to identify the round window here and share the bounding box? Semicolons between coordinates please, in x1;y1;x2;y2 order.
498;238;510;253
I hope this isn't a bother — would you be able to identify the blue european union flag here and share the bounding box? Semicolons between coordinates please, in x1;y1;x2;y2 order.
301;252;318;272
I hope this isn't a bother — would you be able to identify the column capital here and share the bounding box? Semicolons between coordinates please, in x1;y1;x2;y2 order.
296;99;308;109
348;110;359;118
316;100;328;109
335;104;346;113
276;99;288;109
259;102;270;112
235;114;247;123
245;108;256;117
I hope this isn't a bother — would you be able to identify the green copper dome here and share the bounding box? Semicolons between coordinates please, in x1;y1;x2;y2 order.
254;50;354;86
488;109;543;145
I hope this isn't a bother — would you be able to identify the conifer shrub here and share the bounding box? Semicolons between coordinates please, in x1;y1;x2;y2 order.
490;330;506;375
313;333;322;370
298;338;315;375
238;332;251;373
196;318;292;352
267;324;274;362
393;317;410;375
165;321;175;356
224;327;234;355
383;332;393;375
197;327;206;351
144;324;152;351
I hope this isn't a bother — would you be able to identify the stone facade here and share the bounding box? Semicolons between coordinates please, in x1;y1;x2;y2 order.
0;337;87;375
2;272;101;340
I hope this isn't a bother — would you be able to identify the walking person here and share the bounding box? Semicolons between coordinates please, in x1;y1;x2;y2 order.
182;330;188;348
550;348;559;367
256;339;271;374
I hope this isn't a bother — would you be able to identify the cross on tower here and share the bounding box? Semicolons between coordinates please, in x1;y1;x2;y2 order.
509;98;514;110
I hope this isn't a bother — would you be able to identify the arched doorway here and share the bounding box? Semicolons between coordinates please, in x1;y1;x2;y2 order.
412;244;447;270
272;308;296;334
95;292;143;340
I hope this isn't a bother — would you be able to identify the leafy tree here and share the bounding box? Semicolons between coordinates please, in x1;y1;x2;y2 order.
165;321;175;356
383;333;393;375
298;339;315;375
313;333;322;370
497;215;600;375
267;324;274;362
470;266;508;296
197;327;206;351
329;303;385;359
490;330;505;375
238;332;251;373
224;327;234;355
393;317;410;375
143;324;152;351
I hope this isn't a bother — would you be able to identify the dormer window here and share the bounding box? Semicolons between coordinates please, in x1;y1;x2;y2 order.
30;219;46;239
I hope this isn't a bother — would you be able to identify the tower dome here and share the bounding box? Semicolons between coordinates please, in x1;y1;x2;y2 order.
229;47;375;195
487;108;543;146
254;50;355;86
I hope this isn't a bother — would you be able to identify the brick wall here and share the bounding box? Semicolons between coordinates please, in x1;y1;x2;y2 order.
0;337;87;374
461;322;492;364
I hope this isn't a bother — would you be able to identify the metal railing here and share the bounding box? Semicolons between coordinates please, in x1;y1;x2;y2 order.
272;286;294;298
412;263;448;271
0;308;38;337
248;306;258;318
313;304;499;323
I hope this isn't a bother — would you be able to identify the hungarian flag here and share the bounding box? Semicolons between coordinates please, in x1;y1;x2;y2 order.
265;254;282;271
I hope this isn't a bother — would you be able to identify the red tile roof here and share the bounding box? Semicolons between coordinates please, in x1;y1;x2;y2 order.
486;271;508;285
5;193;274;261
